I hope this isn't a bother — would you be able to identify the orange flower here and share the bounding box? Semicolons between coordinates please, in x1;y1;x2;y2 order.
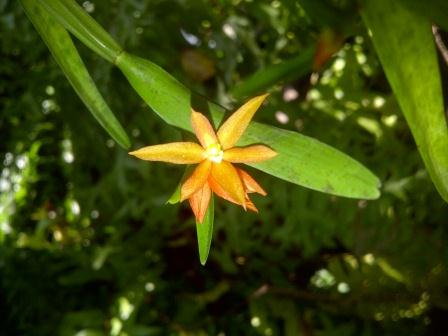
129;94;277;222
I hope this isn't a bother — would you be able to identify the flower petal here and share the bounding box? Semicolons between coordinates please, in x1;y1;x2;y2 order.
237;168;267;196
245;196;259;213
180;160;211;201
129;142;205;164
223;145;277;163
191;110;218;148
209;175;260;212
209;171;261;212
210;161;245;206
208;175;240;205
189;183;211;223
217;93;269;149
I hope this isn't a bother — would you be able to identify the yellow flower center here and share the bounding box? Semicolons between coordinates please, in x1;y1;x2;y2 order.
205;143;224;163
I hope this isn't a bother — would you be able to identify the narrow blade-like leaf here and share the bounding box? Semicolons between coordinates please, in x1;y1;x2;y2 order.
21;0;131;149
38;0;122;63
231;46;315;98
196;195;214;266
362;0;448;202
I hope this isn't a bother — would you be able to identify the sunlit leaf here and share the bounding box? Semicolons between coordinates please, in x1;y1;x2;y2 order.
362;0;448;202
21;0;131;149
38;0;122;63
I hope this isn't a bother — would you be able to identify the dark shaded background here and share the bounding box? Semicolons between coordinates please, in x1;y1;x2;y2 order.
1;0;448;335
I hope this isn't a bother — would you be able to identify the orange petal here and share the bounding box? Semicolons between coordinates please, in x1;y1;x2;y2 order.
245;196;259;213
237;168;267;196
209;173;259;212
210;161;245;206
191;110;218;148
208;175;240;205
180;160;211;201
189;183;211;223
129;142;205;164
217;93;269;149
223;145;277;163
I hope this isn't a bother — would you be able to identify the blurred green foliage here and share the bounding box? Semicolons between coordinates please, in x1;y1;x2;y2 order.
1;0;448;335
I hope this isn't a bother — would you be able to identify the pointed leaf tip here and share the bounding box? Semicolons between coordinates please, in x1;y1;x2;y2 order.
196;195;214;265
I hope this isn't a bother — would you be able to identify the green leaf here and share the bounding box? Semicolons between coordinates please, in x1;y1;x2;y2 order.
362;0;448;202
231;46;315;99
196;195;214;266
167;167;214;265
21;0;131;149
38;0;122;63
166;166;195;204
398;0;448;32
31;0;380;199
116;52;380;199
297;0;348;29
166;183;182;205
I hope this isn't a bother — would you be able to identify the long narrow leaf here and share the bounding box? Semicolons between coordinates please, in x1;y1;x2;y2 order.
231;46;315;98
21;0;130;149
38;0;122;63
116;53;380;199
362;0;448;202
196;196;214;266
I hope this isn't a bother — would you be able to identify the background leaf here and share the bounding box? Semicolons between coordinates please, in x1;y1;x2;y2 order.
231;45;315;98
20;0;130;149
362;0;448;202
398;0;448;32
